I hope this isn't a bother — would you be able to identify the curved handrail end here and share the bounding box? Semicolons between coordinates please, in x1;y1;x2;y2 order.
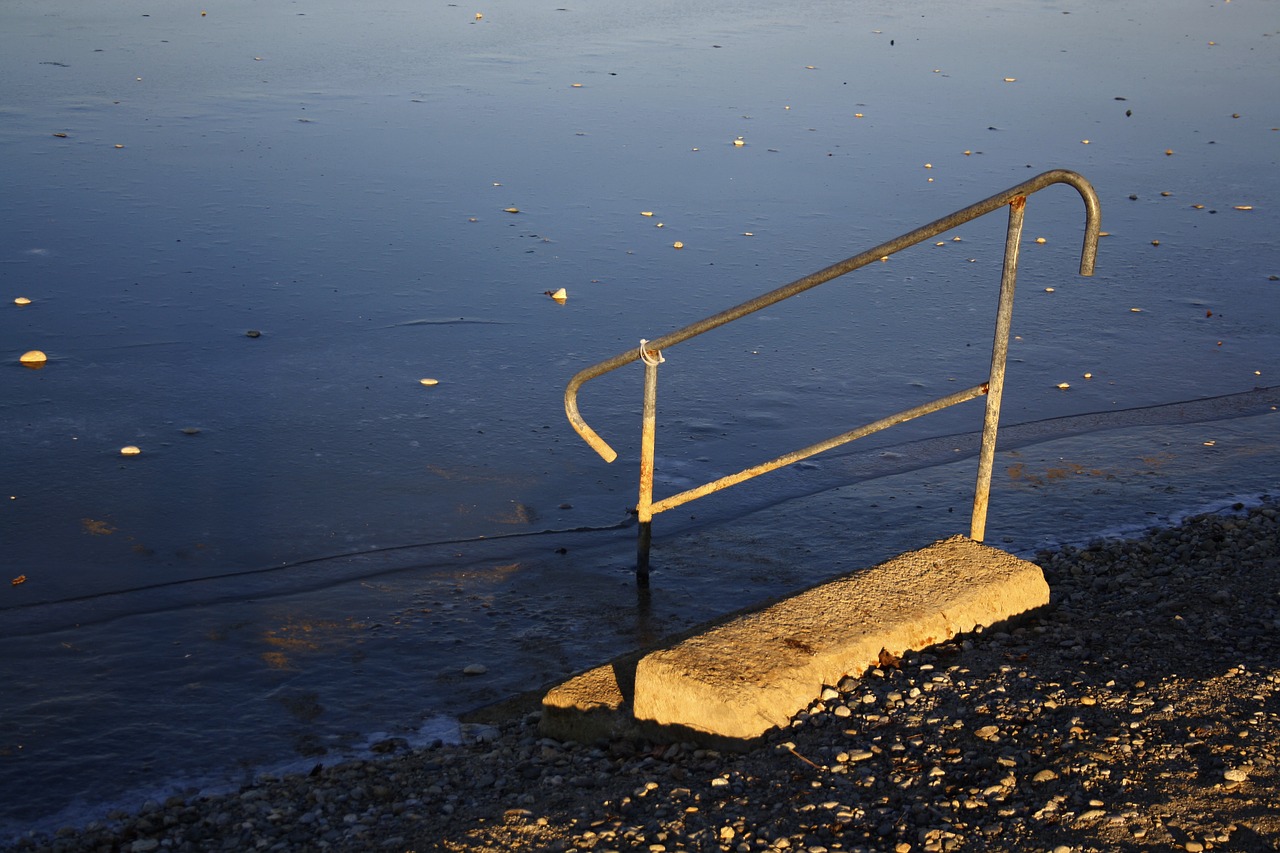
1052;170;1102;277
565;371;619;463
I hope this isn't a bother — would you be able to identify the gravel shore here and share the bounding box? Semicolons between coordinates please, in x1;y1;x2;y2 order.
10;499;1279;853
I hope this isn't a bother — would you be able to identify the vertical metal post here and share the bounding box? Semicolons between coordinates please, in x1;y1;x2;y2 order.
636;350;660;584
971;196;1027;542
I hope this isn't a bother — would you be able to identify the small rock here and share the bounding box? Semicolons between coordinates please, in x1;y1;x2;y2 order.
463;663;488;675
1033;769;1058;783
1224;768;1249;782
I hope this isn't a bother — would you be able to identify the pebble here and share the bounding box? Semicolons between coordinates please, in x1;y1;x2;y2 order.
12;500;1280;853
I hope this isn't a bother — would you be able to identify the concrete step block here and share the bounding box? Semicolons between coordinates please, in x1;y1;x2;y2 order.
630;535;1048;742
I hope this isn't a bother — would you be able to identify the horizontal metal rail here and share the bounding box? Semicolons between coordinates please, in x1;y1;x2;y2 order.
565;169;1101;580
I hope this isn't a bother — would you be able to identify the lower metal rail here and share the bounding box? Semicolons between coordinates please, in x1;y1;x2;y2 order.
565;169;1101;582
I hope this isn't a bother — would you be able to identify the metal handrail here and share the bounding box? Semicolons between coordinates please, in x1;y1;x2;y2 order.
565;169;1101;579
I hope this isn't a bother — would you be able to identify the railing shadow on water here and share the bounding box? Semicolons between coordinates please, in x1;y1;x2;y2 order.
565;169;1102;582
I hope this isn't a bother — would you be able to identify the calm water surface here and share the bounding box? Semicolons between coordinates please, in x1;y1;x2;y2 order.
2;0;1278;836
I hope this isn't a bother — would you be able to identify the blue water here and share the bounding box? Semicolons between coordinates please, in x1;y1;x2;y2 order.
2;0;1278;839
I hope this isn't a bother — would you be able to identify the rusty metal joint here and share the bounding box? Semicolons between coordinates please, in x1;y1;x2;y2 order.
638;339;665;367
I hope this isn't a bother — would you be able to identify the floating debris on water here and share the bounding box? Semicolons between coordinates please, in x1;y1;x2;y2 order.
120;446;141;456
419;378;440;386
14;297;31;305
19;350;46;366
672;241;684;249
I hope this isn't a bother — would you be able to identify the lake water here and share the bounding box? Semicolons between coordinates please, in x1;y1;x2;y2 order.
2;0;1278;838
